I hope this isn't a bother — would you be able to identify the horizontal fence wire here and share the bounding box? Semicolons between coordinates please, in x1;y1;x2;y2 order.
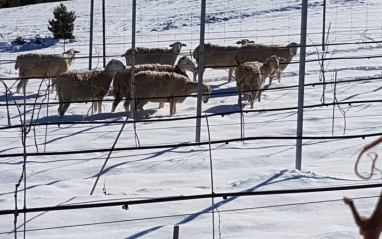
1;96;381;130
2;40;382;64
0;71;381;113
1;183;381;216
0;194;379;235
1;130;382;159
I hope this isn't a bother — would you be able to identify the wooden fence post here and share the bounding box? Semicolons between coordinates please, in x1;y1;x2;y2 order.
173;225;179;239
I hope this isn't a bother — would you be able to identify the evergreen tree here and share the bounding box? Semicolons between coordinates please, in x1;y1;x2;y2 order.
48;3;76;39
7;0;21;7
0;0;6;8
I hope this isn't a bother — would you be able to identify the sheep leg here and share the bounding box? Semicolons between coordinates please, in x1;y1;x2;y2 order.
136;99;149;111
172;103;177;115
16;79;29;94
269;71;276;85
193;70;198;82
269;70;281;85
228;68;234;82
97;101;103;113
123;100;131;112
92;102;97;113
277;72;282;83
58;103;71;117
169;100;177;116
58;103;62;113
238;90;242;108
257;90;262;102
269;77;274;85
111;98;122;112
158;103;164;109
50;78;57;93
92;101;102;113
193;67;205;82
249;93;255;109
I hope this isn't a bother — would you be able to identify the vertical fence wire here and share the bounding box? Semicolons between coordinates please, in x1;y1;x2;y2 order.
205;115;215;239
22;84;27;239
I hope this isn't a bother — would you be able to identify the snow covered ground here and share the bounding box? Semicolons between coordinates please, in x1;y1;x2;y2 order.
1;0;382;238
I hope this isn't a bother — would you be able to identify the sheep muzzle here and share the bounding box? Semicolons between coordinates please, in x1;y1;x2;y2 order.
202;94;210;103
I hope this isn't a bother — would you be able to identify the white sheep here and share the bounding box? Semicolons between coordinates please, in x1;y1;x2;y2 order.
55;59;125;117
14;49;80;94
235;55;283;109
192;43;240;82
234;42;298;85
111;56;196;113
131;70;211;116
121;41;187;66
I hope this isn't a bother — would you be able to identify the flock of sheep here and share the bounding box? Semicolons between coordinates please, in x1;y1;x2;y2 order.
13;39;299;117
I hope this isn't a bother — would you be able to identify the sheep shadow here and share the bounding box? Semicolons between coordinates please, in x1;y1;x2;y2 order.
209;84;237;99
0;92;48;103
32;108;159;125
204;103;242;114
85;145;188;179
342;84;382;102
204;83;249;115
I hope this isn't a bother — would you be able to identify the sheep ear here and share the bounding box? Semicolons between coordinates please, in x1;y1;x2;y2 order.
280;57;286;62
236;41;241;44
169;44;174;47
248;40;255;43
181;43;187;46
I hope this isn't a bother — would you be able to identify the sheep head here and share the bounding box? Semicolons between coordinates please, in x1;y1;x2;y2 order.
169;41;187;54
63;49;80;56
63;49;80;65
287;42;299;56
105;59;126;76
264;55;284;71
202;83;211;103
177;56;196;73
236;39;255;45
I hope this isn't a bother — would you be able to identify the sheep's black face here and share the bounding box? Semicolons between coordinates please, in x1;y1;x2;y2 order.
288;42;299;56
170;41;187;53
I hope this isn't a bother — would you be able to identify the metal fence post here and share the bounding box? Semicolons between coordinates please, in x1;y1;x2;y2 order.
195;0;206;143
130;0;136;119
296;0;308;170
102;0;106;68
89;0;94;70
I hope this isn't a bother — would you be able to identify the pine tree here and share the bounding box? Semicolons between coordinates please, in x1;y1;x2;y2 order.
48;3;76;39
7;0;21;7
0;0;6;8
